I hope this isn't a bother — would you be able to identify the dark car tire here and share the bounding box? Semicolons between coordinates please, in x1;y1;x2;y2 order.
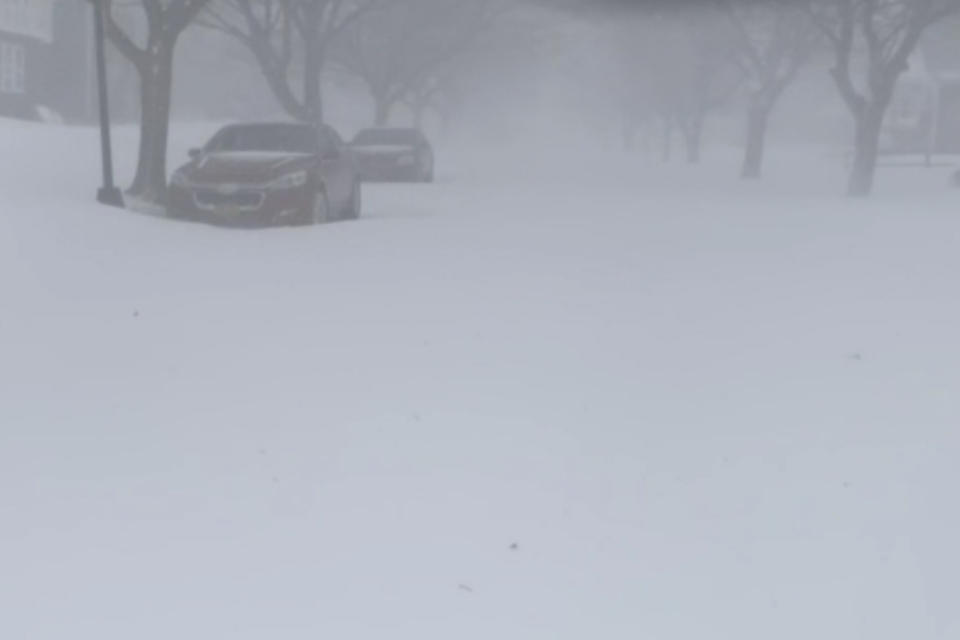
304;189;332;225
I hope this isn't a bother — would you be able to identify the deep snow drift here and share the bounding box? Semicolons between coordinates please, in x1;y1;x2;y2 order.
1;119;958;640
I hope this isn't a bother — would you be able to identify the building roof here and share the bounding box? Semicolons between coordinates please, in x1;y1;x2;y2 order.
0;0;54;43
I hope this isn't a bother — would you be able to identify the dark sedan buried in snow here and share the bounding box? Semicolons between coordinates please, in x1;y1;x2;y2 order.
350;128;435;183
168;122;361;227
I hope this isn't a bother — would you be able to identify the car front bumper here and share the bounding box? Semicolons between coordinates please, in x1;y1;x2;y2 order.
168;183;313;226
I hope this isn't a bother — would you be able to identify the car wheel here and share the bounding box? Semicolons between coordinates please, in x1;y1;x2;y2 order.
344;181;362;220
312;189;332;224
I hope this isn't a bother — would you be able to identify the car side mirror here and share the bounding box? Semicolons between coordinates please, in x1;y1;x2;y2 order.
188;147;203;159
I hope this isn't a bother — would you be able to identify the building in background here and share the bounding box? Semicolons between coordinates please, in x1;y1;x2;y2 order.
0;0;92;121
883;25;960;157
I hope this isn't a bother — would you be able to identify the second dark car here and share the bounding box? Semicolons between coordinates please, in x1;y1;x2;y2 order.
168;122;362;227
350;128;435;183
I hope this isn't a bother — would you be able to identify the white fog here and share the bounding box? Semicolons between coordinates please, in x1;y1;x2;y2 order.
1;1;958;639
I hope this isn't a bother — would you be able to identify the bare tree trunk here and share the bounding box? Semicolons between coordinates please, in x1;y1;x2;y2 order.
302;72;322;123
104;0;211;205
809;0;950;197
302;35;323;123
257;61;312;121
741;103;770;179
130;46;174;202
306;89;324;123
847;105;885;198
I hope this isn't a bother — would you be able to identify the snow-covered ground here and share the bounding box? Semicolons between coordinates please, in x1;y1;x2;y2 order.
1;119;958;640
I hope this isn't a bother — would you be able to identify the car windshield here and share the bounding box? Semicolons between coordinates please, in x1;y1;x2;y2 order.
207;124;318;154
352;129;420;146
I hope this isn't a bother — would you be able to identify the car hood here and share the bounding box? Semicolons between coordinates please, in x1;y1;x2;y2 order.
181;152;315;184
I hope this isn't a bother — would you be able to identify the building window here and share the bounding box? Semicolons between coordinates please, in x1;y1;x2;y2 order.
0;41;25;94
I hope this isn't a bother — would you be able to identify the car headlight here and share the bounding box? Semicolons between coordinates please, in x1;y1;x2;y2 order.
267;170;309;189
170;170;191;187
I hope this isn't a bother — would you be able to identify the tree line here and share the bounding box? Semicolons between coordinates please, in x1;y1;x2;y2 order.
100;0;960;204
590;0;960;195
102;0;503;203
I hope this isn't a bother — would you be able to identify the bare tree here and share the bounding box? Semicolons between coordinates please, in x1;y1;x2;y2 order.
809;0;960;196
619;8;741;163
104;0;211;203
678;11;743;163
725;0;820;178
201;0;377;123
331;0;504;127
399;74;462;130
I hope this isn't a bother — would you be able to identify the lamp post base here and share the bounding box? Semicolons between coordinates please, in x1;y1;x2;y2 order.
97;186;125;208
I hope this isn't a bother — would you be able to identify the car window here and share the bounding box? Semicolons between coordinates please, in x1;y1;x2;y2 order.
207;124;320;154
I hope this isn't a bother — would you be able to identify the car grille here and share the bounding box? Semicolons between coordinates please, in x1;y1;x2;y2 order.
193;188;264;211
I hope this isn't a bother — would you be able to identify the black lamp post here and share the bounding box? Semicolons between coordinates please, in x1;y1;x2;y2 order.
93;0;124;207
